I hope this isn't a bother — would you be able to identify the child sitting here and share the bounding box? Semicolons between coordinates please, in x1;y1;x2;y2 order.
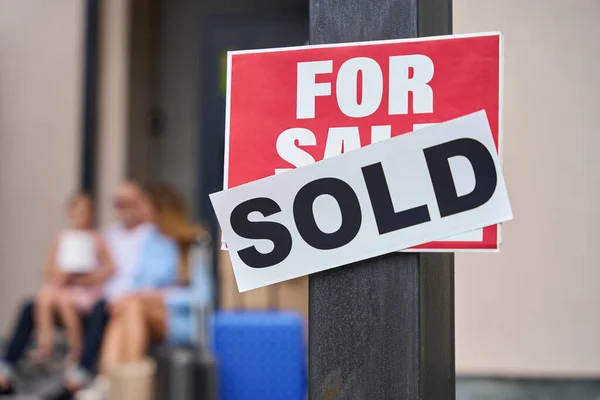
32;193;114;364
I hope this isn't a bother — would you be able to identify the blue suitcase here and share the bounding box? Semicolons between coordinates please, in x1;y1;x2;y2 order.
213;311;306;400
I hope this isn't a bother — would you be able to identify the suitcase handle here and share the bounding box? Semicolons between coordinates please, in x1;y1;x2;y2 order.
189;235;215;350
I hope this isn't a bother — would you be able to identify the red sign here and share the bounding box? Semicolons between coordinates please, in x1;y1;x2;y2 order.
224;32;503;251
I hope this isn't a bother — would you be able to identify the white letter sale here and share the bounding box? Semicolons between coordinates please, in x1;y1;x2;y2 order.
274;128;317;174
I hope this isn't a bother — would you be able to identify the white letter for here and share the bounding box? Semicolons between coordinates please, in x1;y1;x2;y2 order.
275;128;317;174
296;61;333;119
389;55;434;115
323;127;361;159
336;58;383;118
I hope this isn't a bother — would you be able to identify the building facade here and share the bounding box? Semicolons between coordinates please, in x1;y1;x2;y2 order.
1;0;600;391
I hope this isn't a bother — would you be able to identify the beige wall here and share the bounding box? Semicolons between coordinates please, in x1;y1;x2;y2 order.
97;0;131;224
97;0;160;223
0;1;84;332
454;0;600;377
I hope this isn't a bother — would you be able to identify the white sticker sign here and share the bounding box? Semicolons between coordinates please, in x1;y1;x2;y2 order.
210;111;512;292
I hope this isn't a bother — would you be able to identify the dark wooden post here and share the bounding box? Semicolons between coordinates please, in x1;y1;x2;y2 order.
308;0;455;399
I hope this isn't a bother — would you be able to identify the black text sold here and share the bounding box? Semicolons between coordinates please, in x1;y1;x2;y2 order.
210;111;512;291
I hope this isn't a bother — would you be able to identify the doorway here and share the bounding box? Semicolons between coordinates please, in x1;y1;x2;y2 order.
153;3;309;309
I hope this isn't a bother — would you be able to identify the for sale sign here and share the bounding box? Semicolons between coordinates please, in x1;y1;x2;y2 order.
223;32;503;251
211;112;512;291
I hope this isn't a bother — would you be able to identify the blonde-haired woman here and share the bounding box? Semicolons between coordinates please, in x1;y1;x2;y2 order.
77;183;211;399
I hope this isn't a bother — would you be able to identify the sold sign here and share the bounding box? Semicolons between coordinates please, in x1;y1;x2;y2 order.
223;32;503;251
211;112;512;292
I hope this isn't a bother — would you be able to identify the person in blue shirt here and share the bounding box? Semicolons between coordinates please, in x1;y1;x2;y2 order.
77;183;212;399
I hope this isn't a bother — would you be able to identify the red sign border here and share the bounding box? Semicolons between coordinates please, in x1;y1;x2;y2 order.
222;31;504;252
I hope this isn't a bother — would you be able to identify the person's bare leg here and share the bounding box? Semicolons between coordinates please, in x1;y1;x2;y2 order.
33;285;57;360
98;317;125;376
54;290;82;362
120;294;167;363
119;297;149;363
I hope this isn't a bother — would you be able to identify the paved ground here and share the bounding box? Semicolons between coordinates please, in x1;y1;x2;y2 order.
4;343;600;399
457;378;600;400
0;342;69;399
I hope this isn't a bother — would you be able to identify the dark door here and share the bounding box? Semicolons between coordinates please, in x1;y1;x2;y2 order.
198;8;309;306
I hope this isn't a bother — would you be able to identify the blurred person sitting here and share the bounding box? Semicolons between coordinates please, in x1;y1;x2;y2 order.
32;193;114;365
76;183;210;400
0;181;161;396
60;182;184;396
0;193;115;395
